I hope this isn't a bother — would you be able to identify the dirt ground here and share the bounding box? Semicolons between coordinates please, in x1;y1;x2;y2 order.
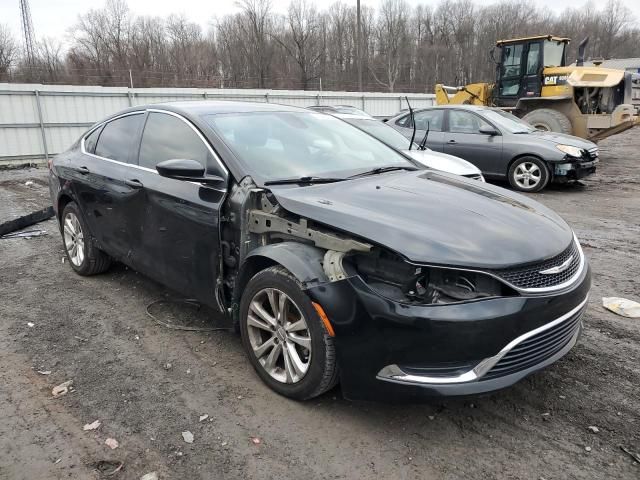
1;130;639;480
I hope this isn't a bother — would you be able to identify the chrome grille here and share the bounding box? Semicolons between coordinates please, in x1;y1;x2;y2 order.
490;241;581;290
481;305;584;380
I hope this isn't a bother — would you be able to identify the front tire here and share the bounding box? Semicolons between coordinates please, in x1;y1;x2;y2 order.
508;156;550;192
61;202;111;275
239;266;338;400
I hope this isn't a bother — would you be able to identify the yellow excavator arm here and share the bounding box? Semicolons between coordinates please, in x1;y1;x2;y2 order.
435;83;492;106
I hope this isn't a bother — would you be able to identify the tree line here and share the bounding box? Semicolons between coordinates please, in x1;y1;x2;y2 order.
0;0;638;92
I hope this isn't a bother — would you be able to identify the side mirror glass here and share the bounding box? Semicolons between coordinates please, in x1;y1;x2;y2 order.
479;125;499;135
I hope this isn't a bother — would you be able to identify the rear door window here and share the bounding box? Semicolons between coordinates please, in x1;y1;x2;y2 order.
138;112;218;173
94;114;145;163
412;110;444;131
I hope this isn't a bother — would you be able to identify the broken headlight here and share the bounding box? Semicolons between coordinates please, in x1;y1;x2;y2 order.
350;250;514;304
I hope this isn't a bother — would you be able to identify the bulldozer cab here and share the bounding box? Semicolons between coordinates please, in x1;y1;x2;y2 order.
494;36;570;107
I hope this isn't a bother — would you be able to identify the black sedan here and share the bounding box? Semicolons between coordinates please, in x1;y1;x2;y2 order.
49;101;591;401
387;105;599;192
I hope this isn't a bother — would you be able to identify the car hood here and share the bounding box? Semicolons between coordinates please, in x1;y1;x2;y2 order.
529;130;596;149
269;171;573;269
404;150;482;176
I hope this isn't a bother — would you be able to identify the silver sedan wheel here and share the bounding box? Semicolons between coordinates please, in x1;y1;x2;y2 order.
63;212;85;267
514;162;542;189
246;288;312;384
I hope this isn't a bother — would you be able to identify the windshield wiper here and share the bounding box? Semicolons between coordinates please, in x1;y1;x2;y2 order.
348;165;418;179
264;176;346;186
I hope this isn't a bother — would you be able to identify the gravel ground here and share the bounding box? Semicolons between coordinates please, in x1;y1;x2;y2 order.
0;130;638;480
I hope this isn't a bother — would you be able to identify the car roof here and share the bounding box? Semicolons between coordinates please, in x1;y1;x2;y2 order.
329;112;375;121
147;100;305;115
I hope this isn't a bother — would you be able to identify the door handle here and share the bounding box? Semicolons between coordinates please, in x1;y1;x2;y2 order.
78;166;90;174
447;140;457;144
124;179;144;188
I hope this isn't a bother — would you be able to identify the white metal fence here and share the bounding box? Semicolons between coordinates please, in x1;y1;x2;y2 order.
0;83;435;165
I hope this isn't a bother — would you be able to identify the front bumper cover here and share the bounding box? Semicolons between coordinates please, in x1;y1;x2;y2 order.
306;262;591;401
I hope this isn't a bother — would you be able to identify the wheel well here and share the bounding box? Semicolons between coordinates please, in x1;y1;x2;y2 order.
507;153;548;176
56;194;74;224
231;255;278;327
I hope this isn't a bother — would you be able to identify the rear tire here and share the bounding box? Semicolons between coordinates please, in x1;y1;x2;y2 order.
61;202;111;275
239;266;338;400
508;156;550;193
522;109;573;134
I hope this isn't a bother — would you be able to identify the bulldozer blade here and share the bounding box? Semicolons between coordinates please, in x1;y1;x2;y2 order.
588;119;639;143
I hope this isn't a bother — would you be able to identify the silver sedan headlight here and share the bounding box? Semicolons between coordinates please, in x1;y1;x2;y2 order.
556;144;583;158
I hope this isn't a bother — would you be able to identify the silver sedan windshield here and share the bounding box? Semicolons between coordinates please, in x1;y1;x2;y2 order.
205;112;412;181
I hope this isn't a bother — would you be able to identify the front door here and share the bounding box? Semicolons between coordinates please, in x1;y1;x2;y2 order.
133;110;228;308
443;110;503;176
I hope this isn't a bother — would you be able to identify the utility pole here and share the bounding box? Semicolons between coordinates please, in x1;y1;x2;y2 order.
356;0;362;92
19;0;36;67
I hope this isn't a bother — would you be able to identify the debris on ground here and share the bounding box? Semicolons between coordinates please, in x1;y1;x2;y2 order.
36;370;51;375
1;229;47;239
25;180;34;186
105;438;119;449
199;414;208;422
620;445;640;463
164;363;172;370
587;426;600;433
92;460;124;476
83;420;101;431
182;431;194;444
0;205;54;236
585;446;592;452
250;437;261;445
27;322;35;328
602;297;640;318
140;472;158;480
52;380;73;397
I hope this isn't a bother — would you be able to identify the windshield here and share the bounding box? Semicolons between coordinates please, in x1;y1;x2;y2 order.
344;118;412;150
204;112;413;181
543;40;565;67
482;109;535;133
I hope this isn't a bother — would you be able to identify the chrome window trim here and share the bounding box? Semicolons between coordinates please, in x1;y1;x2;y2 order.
80;109;228;191
377;295;588;385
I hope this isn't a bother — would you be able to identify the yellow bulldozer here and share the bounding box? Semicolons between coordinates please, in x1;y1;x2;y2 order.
435;35;639;142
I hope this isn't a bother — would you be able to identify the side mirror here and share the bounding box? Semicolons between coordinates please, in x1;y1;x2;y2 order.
156;159;224;185
479;125;499;135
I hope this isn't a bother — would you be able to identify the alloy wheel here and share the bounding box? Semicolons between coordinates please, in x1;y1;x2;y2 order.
63;212;85;266
246;288;312;384
514;162;542;189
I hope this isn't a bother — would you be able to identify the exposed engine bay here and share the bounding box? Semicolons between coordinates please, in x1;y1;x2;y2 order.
220;179;514;309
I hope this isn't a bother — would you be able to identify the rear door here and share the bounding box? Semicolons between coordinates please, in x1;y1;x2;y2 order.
73;112;146;262
392;109;446;151
132;110;228;306
443;110;503;176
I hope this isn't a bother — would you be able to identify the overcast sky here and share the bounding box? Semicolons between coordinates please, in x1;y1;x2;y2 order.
2;0;640;46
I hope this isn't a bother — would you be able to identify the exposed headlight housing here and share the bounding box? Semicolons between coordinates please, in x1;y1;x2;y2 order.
349;250;516;304
556;144;583;158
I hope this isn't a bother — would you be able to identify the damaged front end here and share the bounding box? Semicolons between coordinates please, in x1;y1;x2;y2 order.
220;178;590;401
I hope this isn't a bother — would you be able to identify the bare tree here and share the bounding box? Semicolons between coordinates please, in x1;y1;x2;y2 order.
236;0;274;88
369;0;410;92
274;0;325;89
0;24;17;75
